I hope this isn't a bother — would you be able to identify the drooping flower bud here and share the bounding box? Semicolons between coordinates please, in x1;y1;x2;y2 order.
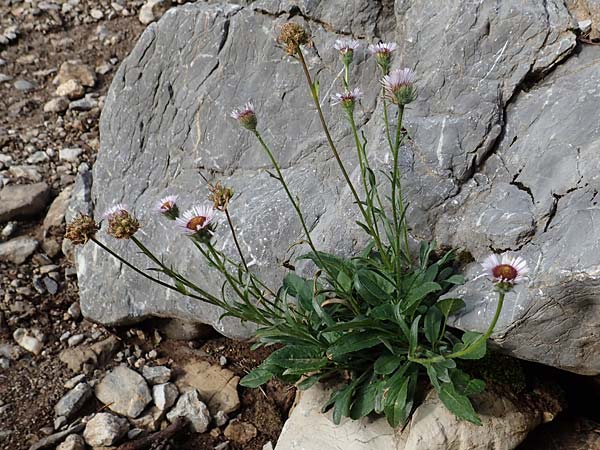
65;214;99;245
278;22;311;56
334;39;360;66
209;182;234;211
368;42;397;74
103;204;140;239
331;88;362;115
156;195;179;220
230;102;257;131
381;68;416;106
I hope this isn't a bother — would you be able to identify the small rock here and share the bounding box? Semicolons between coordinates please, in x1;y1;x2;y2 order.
44;97;70;113
59;148;83;163
142;365;171;385
83;412;129;447
1;222;17;239
95;365;152;418
96;63;112;75
55;382;92;418
127;428;144;439
56;80;85;99
68;334;85;347
14;79;36;92
139;0;170;24
223;419;257;445
28;424;85;450
0;343;23;360
64;374;86;389
219;356;227;367
0;237;38;265
90;8;104;19
0;358;9;369
9;165;42;182
214;410;228;427
166;390;211;433
68;302;81;319
0;182;50;222
69;95;98;111
13;328;43;354
60;335;121;373
27;151;50;164
0;73;12;83
58;61;96;87
214;443;229;450
43;276;59;294
56;434;85;450
579;19;593;34
53;415;67;430
152;383;178;411
129;405;164;432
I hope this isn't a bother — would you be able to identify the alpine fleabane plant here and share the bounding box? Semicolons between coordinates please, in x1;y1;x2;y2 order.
67;24;530;428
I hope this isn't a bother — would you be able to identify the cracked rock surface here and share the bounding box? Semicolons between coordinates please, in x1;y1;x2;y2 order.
81;0;599;374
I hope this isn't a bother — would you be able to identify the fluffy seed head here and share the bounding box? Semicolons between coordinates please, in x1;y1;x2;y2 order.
482;254;529;291
381;68;416;105
103;204;139;239
65;214;99;245
278;22;311;56
230;102;257;131
156;195;179;220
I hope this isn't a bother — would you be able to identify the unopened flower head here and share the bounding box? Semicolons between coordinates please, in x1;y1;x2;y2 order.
482;254;529;292
331;88;362;114
368;42;397;73
156;195;179;220
231;102;257;131
334;39;360;65
176;205;215;240
65;214;99;245
103;204;139;239
209;182;234;211
381;68;416;105
278;22;311;56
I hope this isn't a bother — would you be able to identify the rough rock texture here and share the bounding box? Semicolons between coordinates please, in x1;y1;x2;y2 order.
0;182;50;223
81;0;600;374
166;389;211;433
54;382;92;419
275;383;561;450
83;412;129;447
94;365;152;418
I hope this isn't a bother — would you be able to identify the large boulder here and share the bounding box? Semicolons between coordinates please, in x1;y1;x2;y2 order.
80;0;600;374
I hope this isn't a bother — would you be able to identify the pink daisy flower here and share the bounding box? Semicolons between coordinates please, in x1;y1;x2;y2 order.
482;254;529;287
176;205;215;236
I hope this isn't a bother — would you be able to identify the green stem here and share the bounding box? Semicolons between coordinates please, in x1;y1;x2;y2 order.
296;50;390;269
410;290;505;364
224;208;249;272
91;237;217;306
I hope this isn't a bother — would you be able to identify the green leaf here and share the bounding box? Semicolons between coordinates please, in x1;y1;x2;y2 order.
350;379;378;419
269;346;328;372
438;382;482;425
436;298;466;318
354;268;395;305
374;354;402;375
327;331;382;359
384;376;410;427
454;331;486;360
450;369;486;396
424;306;443;344
408;316;420;356
240;367;274;388
336;270;353;293
299;251;352;281
444;274;465;285
296;374;321;391
403;281;442;312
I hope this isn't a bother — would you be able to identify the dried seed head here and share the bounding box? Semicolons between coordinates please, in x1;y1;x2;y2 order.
103;204;140;239
65;214;99;245
278;22;311;56
209;182;234;211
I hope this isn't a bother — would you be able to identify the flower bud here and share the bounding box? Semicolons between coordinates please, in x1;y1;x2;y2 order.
65;214;99;245
334;39;360;66
331;88;362;115
368;42;397;74
381;68;416;106
230;102;257;131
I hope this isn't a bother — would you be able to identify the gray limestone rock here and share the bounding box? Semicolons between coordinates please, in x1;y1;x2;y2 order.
82;412;129;447
0;237;38;264
0;182;50;223
54;382;92;419
79;0;600;374
94;365;152;417
166;389;211;433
